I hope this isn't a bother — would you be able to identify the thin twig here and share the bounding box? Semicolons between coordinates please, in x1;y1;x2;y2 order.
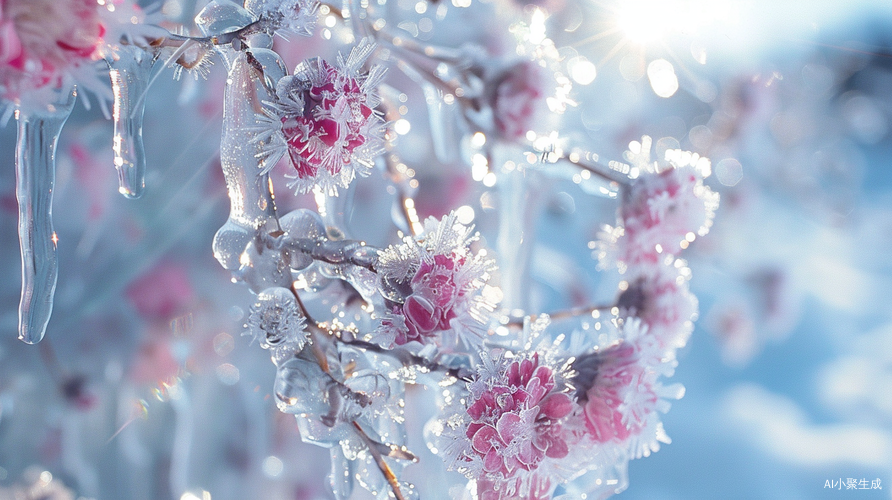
288;284;412;500
129;21;263;50
382;151;422;236
337;337;472;382
563;156;631;186
289;284;332;372
286;237;379;273
506;303;616;327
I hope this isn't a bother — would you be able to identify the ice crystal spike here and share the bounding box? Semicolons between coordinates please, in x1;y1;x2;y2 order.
108;46;156;199
15;85;77;344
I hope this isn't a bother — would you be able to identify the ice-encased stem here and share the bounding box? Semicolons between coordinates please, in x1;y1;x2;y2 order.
15;85;77;344
108;46;156;199
197;1;286;271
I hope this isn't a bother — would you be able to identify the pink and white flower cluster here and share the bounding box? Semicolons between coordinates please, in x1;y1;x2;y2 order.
597;136;719;268
573;318;682;463
618;260;698;351
260;40;386;194
0;0;104;98
442;353;576;500
374;212;497;349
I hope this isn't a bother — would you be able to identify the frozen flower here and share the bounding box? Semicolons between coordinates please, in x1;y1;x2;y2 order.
618;260;698;351
245;0;318;37
258;39;385;195
245;287;309;357
616;137;719;265
491;60;544;140
374;212;497;349
573;319;680;458
445;353;574;499
0;0;104;99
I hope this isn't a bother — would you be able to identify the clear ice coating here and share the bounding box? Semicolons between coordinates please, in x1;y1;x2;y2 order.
107;45;156;199
197;2;286;271
15;85;78;344
496;166;538;312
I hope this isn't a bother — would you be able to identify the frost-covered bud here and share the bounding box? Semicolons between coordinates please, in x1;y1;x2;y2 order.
619;261;698;351
491;60;545;141
613;137;720;266
440;353;573;500
0;0;104;98
374;212;497;349
573;319;681;458
259;39;385;195
245;287;308;355
245;0;318;37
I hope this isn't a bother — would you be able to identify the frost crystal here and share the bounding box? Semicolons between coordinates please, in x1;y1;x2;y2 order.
374;212;497;349
258;39;386;195
245;287;309;356
245;0;318;38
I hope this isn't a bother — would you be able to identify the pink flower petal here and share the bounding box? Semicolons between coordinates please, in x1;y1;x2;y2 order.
472;425;499;454
496;412;524;444
539;393;573;419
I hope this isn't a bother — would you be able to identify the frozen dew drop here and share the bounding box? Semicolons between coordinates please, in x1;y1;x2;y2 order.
262;456;284;478
716;158;743;187
647;59;679;98
569;56;597;85
15;84;77;344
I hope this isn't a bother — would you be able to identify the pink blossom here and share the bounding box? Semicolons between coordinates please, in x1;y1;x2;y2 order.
619;262;698;351
281;60;373;176
492;60;544;140
396;254;463;344
620;166;714;265
266;41;385;194
0;0;104;97
375;212;497;349
575;342;654;444
460;354;572;498
126;262;194;321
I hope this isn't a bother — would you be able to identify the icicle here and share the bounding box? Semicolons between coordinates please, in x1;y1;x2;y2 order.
107;45;156;199
496;164;543;313
15;85;77;344
313;183;355;240
196;1;287;271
